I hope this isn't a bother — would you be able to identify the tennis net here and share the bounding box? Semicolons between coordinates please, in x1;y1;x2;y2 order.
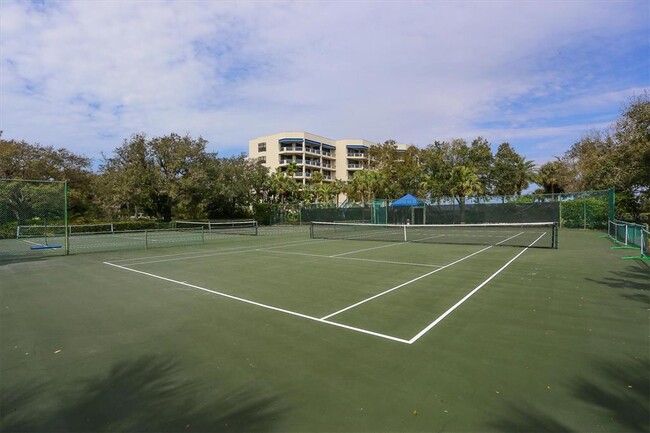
310;221;558;249
17;223;115;238
174;220;258;236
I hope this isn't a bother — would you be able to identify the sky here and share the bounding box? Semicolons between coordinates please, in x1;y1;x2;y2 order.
1;0;648;170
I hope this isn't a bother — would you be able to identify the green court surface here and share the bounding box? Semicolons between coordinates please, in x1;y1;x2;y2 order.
1;227;648;432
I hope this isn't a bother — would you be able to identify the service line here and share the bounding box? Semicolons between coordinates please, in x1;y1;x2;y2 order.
319;232;525;320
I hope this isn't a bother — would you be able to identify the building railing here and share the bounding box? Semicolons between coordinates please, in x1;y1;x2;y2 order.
280;146;304;153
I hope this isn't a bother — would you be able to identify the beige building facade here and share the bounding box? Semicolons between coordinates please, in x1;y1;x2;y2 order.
249;131;404;184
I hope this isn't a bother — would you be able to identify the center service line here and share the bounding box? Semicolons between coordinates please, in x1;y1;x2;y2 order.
408;232;546;344
319;232;525;321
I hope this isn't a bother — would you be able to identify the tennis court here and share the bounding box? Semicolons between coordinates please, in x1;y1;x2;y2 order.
1;226;648;432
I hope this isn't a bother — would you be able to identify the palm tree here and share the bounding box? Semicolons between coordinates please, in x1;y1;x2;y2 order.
348;170;382;206
514;158;537;195
449;165;483;223
332;178;347;206
269;167;298;205
537;160;565;195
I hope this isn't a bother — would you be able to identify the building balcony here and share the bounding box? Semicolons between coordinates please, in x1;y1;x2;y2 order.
347;163;363;169
279;146;304;153
347;152;367;158
280;158;304;165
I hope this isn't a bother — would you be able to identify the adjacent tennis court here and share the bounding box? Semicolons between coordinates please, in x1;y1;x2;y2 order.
1;226;648;432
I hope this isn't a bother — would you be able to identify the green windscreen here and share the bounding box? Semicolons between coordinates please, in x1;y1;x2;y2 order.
0;179;68;260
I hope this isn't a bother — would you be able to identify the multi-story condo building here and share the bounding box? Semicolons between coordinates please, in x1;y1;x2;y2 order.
248;131;405;183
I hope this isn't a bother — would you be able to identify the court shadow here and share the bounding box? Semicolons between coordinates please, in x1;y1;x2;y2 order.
487;357;650;433
487;403;574;432
572;357;649;433
1;355;287;432
0;255;56;267
586;261;650;304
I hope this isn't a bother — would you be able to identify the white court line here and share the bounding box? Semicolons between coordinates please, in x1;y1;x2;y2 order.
103;261;410;344
319;231;525;321
109;238;328;266
108;238;319;263
407;232;546;344
407;234;447;243
329;241;405;257
20;239;45;246
102;230;541;345
257;248;443;268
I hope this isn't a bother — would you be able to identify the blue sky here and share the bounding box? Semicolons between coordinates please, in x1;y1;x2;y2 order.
1;0;648;169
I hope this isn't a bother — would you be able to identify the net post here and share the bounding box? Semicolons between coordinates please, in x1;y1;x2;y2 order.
145;230;149;249
202;226;205;244
64;180;69;255
309;222;314;239
403;224;407;242
553;222;559;249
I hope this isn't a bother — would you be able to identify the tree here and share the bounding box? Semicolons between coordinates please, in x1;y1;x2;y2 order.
347;169;382;205
468;136;494;194
491;143;520;196
419;141;452;200
368;140;422;198
267;165;299;205
613;93;650;203
514;158;537;196
99;133;212;221
537;160;567;195
449;165;483;223
556;93;649;219
420;138;491;200
332;178;347;206
0;134;95;219
306;171;336;205
205;155;268;219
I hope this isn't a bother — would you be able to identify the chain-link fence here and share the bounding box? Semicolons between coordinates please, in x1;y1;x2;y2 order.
253;189;613;229
0;179;68;259
369;189;614;229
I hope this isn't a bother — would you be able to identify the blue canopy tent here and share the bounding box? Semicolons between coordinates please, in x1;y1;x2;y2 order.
391;194;423;207
390;194;426;224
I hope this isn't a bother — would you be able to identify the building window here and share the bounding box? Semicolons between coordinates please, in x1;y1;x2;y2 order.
258;142;266;152
258;156;266;163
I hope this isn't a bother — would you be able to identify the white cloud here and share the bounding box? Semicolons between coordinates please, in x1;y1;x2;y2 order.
1;0;647;164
